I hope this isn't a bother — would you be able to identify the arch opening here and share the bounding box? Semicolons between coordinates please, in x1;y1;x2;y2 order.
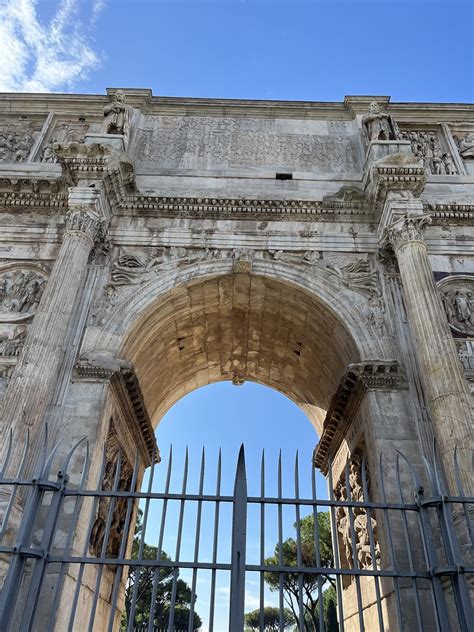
121;273;360;435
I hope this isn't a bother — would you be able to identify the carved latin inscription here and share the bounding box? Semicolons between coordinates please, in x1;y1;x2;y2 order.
134;117;360;172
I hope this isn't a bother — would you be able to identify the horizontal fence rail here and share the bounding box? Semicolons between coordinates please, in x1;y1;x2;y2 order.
0;428;472;631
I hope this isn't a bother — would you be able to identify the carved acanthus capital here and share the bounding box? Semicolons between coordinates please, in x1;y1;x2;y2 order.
383;212;432;252
65;205;108;245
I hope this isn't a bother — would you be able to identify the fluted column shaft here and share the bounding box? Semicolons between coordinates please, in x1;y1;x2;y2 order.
0;204;105;475
386;210;473;494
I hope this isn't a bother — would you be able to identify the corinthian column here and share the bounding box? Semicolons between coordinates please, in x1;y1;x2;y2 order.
0;188;107;475
384;200;473;494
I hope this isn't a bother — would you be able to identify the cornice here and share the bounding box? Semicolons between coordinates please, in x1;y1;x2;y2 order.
313;360;407;474
0;90;472;122
369;165;427;215
74;359;158;466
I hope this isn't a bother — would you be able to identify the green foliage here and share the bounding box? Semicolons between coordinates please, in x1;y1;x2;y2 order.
245;606;294;630
264;513;338;632
121;510;202;630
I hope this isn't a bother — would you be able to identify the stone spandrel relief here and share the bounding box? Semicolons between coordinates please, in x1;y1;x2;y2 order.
0;120;41;163
133;116;361;173
0;266;47;322
400;129;457;175
438;276;474;336
110;247;229;287
269;250;381;301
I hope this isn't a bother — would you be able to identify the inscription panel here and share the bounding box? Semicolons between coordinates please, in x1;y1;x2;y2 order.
133;116;361;173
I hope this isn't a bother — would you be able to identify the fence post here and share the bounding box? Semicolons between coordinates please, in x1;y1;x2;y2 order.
229;445;247;631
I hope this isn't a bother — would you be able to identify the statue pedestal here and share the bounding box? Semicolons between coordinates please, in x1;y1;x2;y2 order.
84;133;125;152
364;140;413;169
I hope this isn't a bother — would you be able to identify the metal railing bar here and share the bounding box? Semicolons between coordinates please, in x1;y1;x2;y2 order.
277;451;284;632
361;458;384;632
128;449;157;631
311;462;325;632
148;445;173;631
18;555;448;577
0;430;30;541
345;459;365;632
259;449;265;632
327;458;345;632
399;451;450;631
294;451;305;632
188;447;205;632
378;454;408;632
46;441;90;630
87;449;124;632
208;448;221;632
67;447;107;632
229;445;247;631
107;451;140;632
167;447;189;632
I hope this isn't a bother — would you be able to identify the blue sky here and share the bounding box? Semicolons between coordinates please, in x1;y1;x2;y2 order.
0;0;472;102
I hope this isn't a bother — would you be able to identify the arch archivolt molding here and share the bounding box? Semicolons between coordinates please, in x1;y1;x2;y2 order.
83;251;390;361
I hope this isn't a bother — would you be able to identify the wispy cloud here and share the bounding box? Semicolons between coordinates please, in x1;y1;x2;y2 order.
0;0;105;93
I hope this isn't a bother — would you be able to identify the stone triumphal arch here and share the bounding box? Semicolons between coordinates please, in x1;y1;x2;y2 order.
0;90;472;630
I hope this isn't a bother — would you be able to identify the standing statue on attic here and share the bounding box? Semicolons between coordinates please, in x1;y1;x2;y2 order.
362;101;401;142
102;90;132;149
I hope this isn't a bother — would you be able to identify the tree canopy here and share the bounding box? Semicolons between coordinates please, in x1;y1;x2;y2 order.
121;510;202;630
264;513;338;632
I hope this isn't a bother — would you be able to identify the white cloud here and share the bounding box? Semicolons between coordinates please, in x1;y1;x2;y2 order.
0;0;105;93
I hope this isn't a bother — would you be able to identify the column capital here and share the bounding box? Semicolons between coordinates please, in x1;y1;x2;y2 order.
66;185;109;245
65;205;108;245
382;211;432;253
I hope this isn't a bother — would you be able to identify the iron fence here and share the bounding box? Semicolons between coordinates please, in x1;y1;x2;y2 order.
0;428;472;631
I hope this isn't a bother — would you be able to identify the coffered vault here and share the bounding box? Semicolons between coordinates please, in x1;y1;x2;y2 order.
120;273;359;431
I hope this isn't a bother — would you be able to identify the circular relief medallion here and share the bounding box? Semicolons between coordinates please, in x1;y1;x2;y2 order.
438;275;474;336
0;264;48;322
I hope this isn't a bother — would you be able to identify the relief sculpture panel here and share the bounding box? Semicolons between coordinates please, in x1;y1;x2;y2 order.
438;275;474;336
133;116;361;173
0;120;42;163
0;265;48;322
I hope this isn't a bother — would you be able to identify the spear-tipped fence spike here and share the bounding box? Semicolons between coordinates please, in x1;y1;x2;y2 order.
41;441;62;479
59;436;88;474
395;449;422;495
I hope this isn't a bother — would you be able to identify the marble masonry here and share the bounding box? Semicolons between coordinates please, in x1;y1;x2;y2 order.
0;89;473;630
